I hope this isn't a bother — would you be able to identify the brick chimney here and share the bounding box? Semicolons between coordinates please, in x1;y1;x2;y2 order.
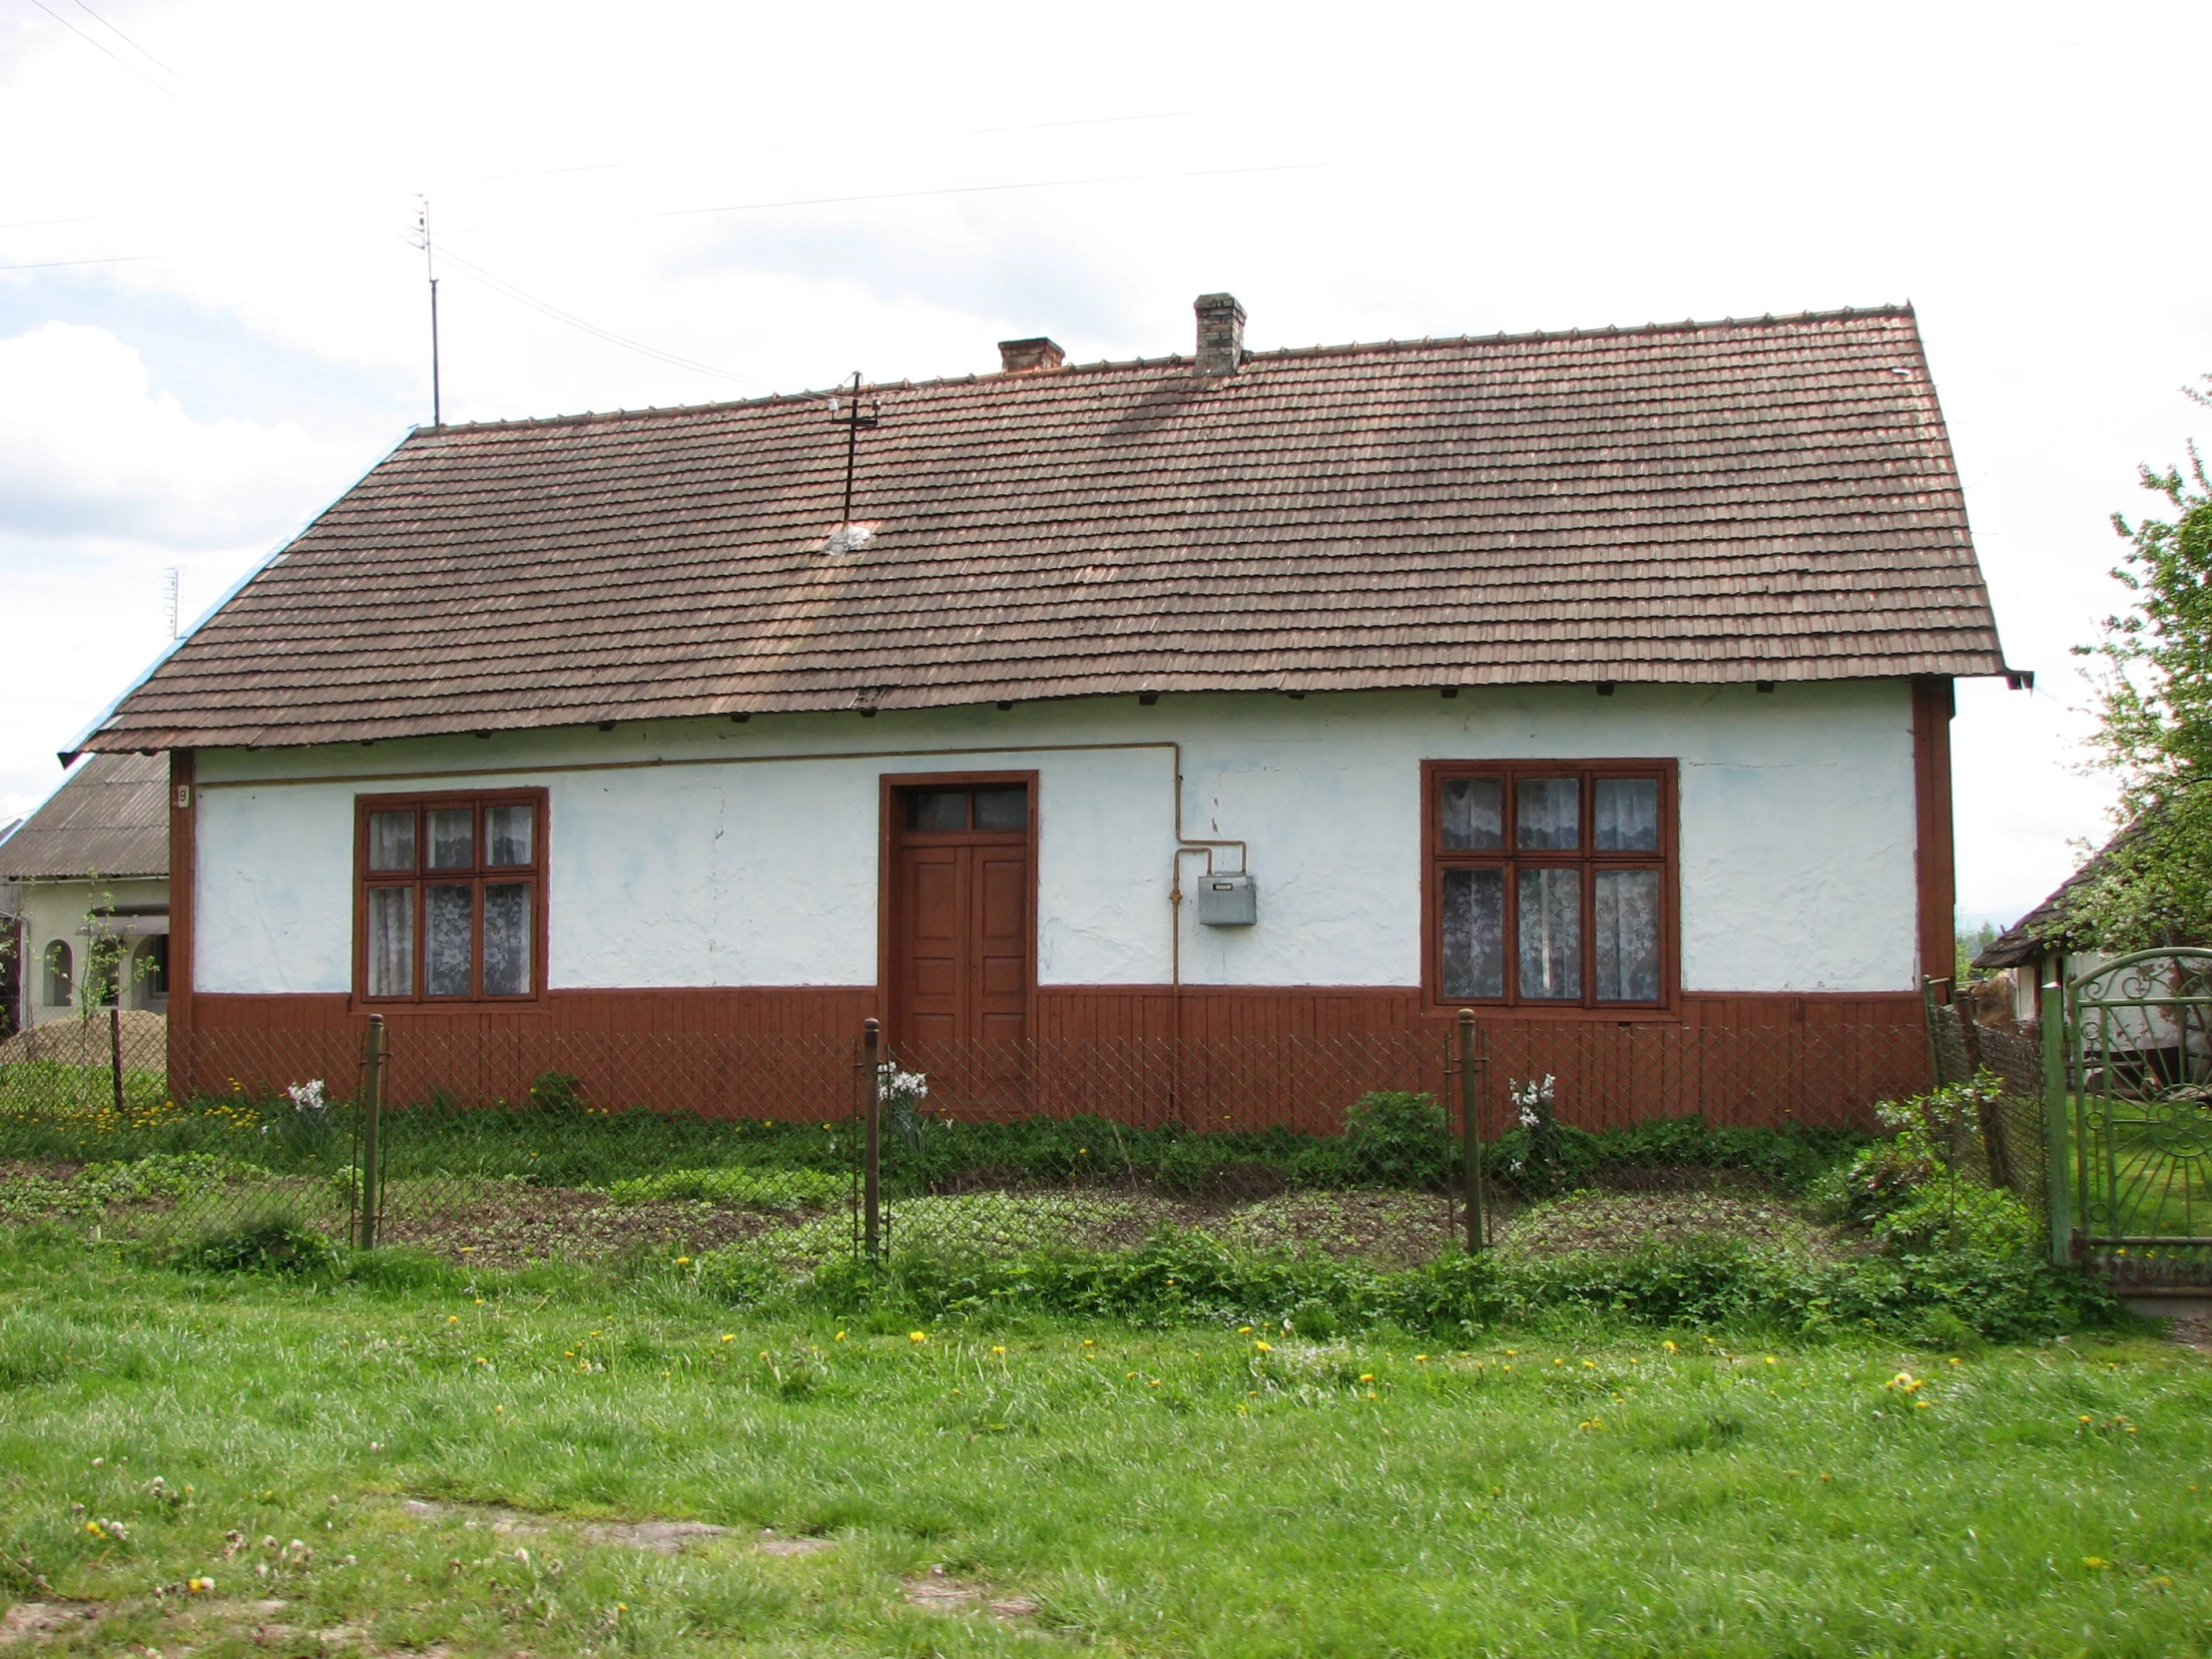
997;336;1066;373
1194;292;1246;376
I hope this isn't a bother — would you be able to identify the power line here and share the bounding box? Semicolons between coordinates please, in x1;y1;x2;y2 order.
0;252;172;272
70;0;184;83
24;0;189;105
628;160;1325;223
429;245;765;387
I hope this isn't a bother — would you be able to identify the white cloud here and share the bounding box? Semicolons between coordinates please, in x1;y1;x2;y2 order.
0;321;357;547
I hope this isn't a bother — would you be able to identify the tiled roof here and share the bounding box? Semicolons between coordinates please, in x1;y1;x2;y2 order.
85;305;2008;753
0;752;169;880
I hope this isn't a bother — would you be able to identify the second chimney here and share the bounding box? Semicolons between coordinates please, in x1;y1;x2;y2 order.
1194;292;1246;375
998;336;1066;373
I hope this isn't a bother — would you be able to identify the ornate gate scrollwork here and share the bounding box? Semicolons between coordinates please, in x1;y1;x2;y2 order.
2053;947;2212;1285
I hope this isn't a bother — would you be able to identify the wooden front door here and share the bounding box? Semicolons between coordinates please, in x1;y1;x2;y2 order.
888;780;1033;1054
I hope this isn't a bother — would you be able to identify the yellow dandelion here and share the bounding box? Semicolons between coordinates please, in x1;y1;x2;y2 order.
1254;1341;1273;1353
721;1335;735;1344
187;1576;214;1593
1360;1373;1375;1382
833;1332;846;1342
909;1332;927;1344
1415;1355;1428;1362
991;1346;1006;1355
2083;1557;2110;1570
1662;1341;1677;1353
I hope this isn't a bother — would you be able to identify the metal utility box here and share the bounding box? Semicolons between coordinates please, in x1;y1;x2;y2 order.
1193;871;1258;926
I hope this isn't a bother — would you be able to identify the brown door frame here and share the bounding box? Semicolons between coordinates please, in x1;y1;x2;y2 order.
877;770;1040;1048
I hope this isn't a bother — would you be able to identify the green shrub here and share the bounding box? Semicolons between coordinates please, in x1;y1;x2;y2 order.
188;1220;342;1276
757;1223;2116;1344
527;1070;585;1115
1340;1091;1449;1188
1874;1181;2038;1258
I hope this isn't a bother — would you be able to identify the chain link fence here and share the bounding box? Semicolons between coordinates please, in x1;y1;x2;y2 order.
1;1013;1951;1275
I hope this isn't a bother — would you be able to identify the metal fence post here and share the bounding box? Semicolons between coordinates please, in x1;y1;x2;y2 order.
109;1004;125;1120
862;1017;882;1266
2039;979;2071;1266
358;1014;386;1251
1458;1008;1486;1251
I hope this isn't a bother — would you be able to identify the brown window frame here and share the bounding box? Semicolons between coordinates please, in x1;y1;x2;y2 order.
353;789;549;1007
1420;760;1678;1016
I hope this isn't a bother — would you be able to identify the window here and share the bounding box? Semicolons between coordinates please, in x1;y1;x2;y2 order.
356;792;546;1002
41;939;72;1007
902;785;1029;832
1425;763;1672;1010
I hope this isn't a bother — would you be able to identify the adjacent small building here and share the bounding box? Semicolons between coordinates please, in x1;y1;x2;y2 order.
0;752;172;1032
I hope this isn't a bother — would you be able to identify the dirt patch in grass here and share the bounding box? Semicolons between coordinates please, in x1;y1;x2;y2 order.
0;1600;98;1642
903;1566;1039;1619
377;1189;792;1270
1495;1189;1855;1261
398;1497;730;1555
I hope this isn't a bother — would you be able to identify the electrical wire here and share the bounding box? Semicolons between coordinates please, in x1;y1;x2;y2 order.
70;0;185;82
24;0;189;105
429;245;765;387
630;160;1325;222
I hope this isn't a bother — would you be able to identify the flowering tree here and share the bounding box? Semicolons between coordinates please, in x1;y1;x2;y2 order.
2070;390;2212;949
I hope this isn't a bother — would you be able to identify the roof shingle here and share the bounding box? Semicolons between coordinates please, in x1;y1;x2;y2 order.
85;305;2008;754
0;753;169;880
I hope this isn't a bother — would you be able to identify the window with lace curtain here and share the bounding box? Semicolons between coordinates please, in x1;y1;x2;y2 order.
355;791;546;1002
1424;763;1673;1010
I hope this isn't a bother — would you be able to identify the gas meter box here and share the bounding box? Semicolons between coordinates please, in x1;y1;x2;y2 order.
1193;871;1258;926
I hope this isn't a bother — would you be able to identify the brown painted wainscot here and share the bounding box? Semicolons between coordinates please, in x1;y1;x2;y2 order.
178;986;1931;1138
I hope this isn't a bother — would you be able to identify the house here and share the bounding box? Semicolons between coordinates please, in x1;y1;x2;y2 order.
72;295;2018;1126
1973;822;2176;1032
0;751;172;1034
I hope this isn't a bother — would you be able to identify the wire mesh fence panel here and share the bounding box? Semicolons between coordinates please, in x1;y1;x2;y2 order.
869;1033;1462;1270
4;1013;1960;1277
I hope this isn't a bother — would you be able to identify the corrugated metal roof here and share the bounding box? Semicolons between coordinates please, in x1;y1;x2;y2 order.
84;305;2009;754
0;752;168;880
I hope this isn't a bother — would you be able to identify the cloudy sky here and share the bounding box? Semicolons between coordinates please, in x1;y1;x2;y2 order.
3;0;2207;928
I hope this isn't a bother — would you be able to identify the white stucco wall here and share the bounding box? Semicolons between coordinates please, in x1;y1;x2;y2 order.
10;876;170;1025
190;681;1924;996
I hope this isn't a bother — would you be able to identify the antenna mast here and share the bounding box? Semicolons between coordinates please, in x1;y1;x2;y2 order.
162;567;179;640
414;197;441;425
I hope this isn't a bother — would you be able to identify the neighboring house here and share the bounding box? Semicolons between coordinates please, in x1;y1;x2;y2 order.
1973;823;2182;1032
74;295;2020;1118
0;752;171;1031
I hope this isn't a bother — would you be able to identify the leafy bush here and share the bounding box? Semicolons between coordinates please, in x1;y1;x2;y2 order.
187;1220;342;1276
738;1221;2117;1344
1873;1181;2039;1259
527;1070;585;1115
1340;1091;1449;1188
0;1153;248;1218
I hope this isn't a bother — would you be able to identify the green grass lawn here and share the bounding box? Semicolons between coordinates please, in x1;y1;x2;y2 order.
2;1236;2209;1657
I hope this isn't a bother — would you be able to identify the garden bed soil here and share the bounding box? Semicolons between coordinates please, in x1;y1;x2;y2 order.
1493;1189;1857;1261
